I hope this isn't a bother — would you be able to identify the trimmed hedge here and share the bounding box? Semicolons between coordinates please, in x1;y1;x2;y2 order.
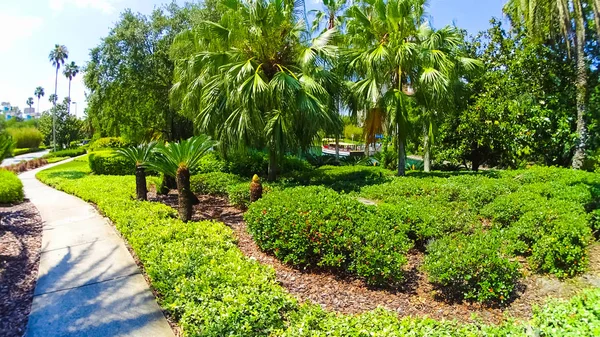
35;160;600;336
0;170;24;204
88;137;128;152
245;186;412;286
43;147;86;159
88;151;134;176
12;146;46;157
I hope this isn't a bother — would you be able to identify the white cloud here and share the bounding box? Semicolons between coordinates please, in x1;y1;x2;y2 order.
0;15;43;53
48;0;123;14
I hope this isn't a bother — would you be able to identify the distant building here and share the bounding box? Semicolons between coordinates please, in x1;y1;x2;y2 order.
23;107;40;120
1;102;13;119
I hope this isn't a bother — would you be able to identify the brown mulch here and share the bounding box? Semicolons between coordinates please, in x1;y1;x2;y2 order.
151;190;600;325
0;201;43;337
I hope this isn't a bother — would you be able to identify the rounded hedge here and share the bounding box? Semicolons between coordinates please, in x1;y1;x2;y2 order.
0;170;24;204
88;151;134;175
245;186;412;286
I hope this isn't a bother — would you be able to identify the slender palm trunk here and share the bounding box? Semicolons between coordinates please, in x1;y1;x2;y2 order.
423;121;431;172
67;79;72;114
397;136;406;176
592;0;600;45
37;98;40;114
135;165;148;201
53;66;58;151
176;166;193;222
572;0;588;169
335;136;340;160
268;147;278;182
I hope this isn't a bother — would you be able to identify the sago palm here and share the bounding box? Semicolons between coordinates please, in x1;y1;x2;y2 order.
34;86;45;113
171;0;340;181
63;62;80;114
148;135;217;222
116;142;157;201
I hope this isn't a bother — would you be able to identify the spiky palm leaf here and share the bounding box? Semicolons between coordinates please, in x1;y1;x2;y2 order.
148;135;217;177
116;142;157;167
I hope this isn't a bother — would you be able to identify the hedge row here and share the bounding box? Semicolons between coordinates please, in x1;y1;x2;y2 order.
43;147;87;159
12;146;46;157
0;170;24;204
88;151;134;176
36;160;600;336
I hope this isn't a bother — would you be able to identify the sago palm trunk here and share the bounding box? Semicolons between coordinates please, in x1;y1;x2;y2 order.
176;166;193;222
572;0;588;169
423;121;431;172
135;165;147;201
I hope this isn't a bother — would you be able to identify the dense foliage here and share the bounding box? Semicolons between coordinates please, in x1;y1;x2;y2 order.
0;170;24;204
38;99;83;149
43;147;86;159
36;159;600;336
88;151;134;175
7;127;43;149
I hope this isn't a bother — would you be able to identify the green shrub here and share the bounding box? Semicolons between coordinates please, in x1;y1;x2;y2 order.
423;230;521;303
190;172;245;195
43;147;86;159
195;152;226;174
223;151;313;177
88;137;128;152
12;146;46;157
88;151;134;175
7;127;43;149
227;182;251;209
0;170;24;204
289;165;393;192
245;186;412;286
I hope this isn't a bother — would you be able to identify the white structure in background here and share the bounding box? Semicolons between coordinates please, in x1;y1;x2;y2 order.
1;102;40;120
23;107;40;120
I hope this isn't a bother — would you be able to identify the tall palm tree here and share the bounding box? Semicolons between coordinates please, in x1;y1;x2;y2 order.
26;97;34;111
34;86;45;113
63;62;80;114
171;0;340;181
48;94;58;105
117;142;157;201
344;0;427;176
504;0;592;169
148;135;217;221
49;44;68;151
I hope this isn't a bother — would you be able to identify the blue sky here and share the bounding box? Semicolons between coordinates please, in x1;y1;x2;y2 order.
0;0;507;118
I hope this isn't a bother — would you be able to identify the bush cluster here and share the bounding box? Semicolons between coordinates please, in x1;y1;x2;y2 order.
190;172;254;208
0;170;24;204
88;137;128;152
88;151;134;175
12;146;46;157
286;165;393;192
245;186;412;286
7;127;43;149
43;147;86;159
36;160;600;336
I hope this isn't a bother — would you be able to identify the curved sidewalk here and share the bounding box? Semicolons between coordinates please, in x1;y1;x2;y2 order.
20;160;174;337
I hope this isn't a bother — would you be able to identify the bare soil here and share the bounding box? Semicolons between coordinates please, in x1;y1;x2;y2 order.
0;201;43;337
152;190;600;325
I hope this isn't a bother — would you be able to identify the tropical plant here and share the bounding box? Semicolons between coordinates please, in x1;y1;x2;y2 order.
63;61;79;114
148;135;217;221
116;142;157;201
503;0;594;169
48;94;58;105
171;0;340;181
26;97;34;112
49;44;68;151
34;86;45;113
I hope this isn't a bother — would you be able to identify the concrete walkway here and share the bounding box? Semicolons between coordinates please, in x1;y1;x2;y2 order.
1;149;50;167
21;160;174;337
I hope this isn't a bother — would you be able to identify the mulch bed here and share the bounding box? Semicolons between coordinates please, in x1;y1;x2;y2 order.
0;202;43;337
151;191;600;325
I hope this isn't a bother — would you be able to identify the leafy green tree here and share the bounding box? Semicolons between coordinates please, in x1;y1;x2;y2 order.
39;99;82;149
171;0;340;181
84;4;201;143
49;44;68;151
34;86;45;113
63;61;80;114
117;142;157;200
504;0;595;168
148;135;217;221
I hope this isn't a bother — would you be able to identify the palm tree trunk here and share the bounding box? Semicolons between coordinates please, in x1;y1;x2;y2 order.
335;136;340;161
176;166;193;222
592;0;600;45
67;79;72;114
53;66;58;152
397;136;406;176
572;0;588;169
37;98;40;114
268;147;278;182
423;121;431;172
135;165;147;201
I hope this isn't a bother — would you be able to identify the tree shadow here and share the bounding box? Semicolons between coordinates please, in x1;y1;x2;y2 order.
44;170;88;180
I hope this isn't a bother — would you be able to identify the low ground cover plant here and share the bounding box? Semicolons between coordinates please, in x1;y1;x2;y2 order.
0;170;24;204
36;159;600;336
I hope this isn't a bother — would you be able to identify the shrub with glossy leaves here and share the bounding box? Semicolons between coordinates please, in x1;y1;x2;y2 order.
88;137;128;151
0;170;24;204
88;151;134;175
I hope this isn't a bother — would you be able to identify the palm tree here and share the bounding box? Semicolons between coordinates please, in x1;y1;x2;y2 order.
48;94;58;105
49;44;68;152
504;0;591;169
63;62;80;114
26;97;34;111
344;0;427;176
171;0;340;181
148;135;217;221
34;86;45;113
117;142;157;201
